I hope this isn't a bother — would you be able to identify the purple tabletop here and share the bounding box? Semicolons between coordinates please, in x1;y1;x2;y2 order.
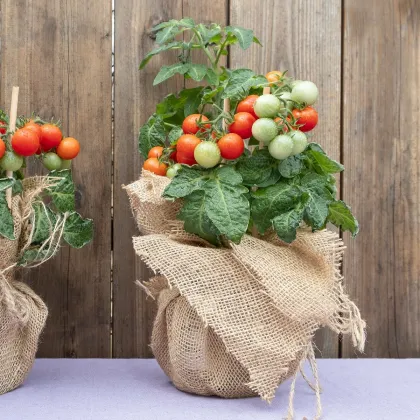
0;359;419;419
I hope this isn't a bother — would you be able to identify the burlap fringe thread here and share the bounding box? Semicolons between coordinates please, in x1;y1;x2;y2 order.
0;176;62;395
126;171;366;420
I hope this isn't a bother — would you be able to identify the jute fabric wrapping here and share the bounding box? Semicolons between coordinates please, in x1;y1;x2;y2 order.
0;178;49;395
126;171;366;409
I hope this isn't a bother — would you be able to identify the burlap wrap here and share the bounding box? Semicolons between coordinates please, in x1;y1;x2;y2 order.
0;178;50;395
126;171;366;414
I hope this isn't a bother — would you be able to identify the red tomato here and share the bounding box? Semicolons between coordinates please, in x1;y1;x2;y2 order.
40;124;62;151
148;146;164;159
24;122;42;139
176;134;201;159
169;150;177;162
218;133;244;160
0;139;5;158
236;95;259;119
182;114;211;134
292;107;318;132
11;128;40;156
176;152;196;166
143;157;167;176
57;137;80;159
228;112;256;139
0;121;6;135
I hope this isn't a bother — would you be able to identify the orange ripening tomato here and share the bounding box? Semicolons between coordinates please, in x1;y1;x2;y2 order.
40;124;62;151
292;107;318;132
266;70;284;86
176;134;201;159
148;146;164;159
228;112;256;139
274;117;291;133
236;95;259;119
57;137;80;159
182;114;211;134
143;157;168;176
11;128;40;156
176;151;197;166
24;122;42;139
0;139;5;158
218;133;244;160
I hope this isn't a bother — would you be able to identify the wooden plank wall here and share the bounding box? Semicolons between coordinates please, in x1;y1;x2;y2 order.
0;0;418;358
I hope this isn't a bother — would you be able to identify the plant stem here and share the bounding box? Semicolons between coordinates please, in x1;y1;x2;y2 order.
214;37;229;67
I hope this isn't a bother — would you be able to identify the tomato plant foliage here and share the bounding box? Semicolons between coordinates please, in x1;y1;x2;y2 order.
139;18;358;244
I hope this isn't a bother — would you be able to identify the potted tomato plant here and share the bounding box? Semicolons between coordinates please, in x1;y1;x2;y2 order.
0;87;93;395
127;19;365;418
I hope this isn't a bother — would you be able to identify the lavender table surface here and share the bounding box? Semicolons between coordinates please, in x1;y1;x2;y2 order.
1;359;419;419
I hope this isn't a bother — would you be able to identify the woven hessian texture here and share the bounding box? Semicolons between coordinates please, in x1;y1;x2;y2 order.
126;171;366;404
0;178;49;395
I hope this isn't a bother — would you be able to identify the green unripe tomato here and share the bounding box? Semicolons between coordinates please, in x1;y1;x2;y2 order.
279;91;294;111
251;118;278;145
268;135;294;160
254;94;281;118
43;152;62;171
60;159;72;169
290;130;308;155
291;81;319;105
194;142;221;168
291;79;303;88
0;151;24;171
166;164;182;179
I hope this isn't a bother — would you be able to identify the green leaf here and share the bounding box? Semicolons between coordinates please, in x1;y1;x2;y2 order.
205;68;218;86
197;23;221;43
18;247;57;266
306;149;344;174
306;142;325;154
215;165;243;186
153;63;191;85
31;202;57;244
253;36;262;46
203;177;249;243
257;169;281;187
328;200;359;237
187;64;208;82
202;86;222;102
168;126;184;144
178;190;220;245
0;192;14;240
181;87;203;116
0;178;14;192
251;182;302;234
221;69;267;101
225;26;254;50
63;212;94;248
178;17;195;28
47;170;75;213
12;179;23;196
155;25;180;44
272;206;305;244
139;41;183;69
152;20;179;32
278;155;304;178
235;148;277;186
163;167;208;199
138;114;166;159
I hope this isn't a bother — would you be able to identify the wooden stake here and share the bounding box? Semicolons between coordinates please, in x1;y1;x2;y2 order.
222;98;230;131
6;86;19;208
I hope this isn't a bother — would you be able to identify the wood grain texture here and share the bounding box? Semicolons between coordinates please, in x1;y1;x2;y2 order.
229;0;342;358
342;0;420;357
0;1;112;357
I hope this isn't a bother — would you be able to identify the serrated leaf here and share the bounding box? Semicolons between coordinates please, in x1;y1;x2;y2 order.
12;179;23;196
235;148;277;186
187;64;208;82
226;26;254;50
278;155;304;178
168;126;184;144
155;25;180;44
205;68;218;86
328;200;359;237
306;149;344;174
0;178;14;192
47;170;75;213
251;182;302;234
253;36;262;46
139;41;182;69
63;212;94;248
152;20;179;32
197;23;221;43
31;202;57;244
203;178;249;244
222;69;267;101
215;165;243;185
182;87;203;116
18;247;57;266
138;114;166;159
272;206;305;244
202;86;222;102
163;167;207;199
153;63;191;85
306;142;325;154
178;190;220;245
0;192;14;240
257;169;281;187
178;17;195;28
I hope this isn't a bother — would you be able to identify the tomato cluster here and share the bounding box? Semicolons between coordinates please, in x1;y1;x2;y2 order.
142;71;320;177
0;118;80;172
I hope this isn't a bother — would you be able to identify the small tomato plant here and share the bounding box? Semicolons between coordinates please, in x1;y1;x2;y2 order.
0;109;93;265
138;18;358;245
